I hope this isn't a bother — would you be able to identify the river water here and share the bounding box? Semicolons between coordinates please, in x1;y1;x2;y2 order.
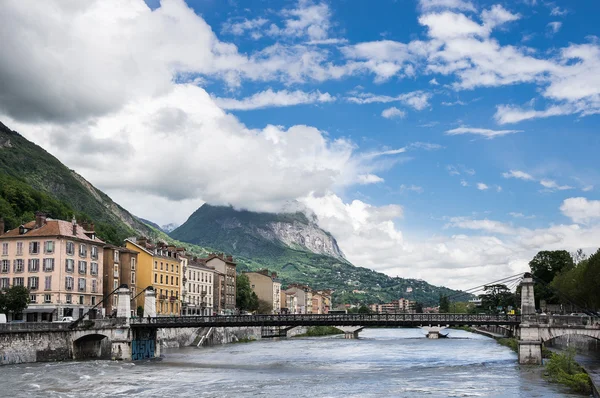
0;328;580;397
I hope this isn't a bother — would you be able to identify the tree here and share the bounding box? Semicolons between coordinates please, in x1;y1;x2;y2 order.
413;302;424;313
1;286;30;315
236;274;259;312
439;294;450;313
478;284;515;314
257;299;272;314
136;305;144;318
357;305;370;313
529;250;574;305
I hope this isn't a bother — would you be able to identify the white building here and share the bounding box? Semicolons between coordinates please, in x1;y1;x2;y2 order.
182;256;215;316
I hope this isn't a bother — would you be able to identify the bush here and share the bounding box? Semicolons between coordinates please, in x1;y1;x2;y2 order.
545;348;592;395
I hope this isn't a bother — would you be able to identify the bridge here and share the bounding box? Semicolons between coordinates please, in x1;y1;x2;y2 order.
1;273;598;365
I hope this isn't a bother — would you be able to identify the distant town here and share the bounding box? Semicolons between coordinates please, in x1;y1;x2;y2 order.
0;212;432;323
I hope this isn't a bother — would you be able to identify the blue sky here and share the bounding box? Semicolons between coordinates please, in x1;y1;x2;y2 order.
1;0;599;288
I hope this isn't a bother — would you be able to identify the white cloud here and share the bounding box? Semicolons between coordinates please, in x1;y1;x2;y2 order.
560;197;600;224
547;21;562;35
550;7;568;16
477;183;489;190
214;89;335;110
480;5;521;30
429;78;440;85
494;104;574;124
447;164;476;176
222;17;268;36
357;174;385;184
268;1;332;41
460;180;469;187
502;170;535;181
418;0;476;12
381;107;406;119
400;184;424;194
446;217;517;234
540;179;573;191
508;212;535;219
445;126;522;138
347;91;430;110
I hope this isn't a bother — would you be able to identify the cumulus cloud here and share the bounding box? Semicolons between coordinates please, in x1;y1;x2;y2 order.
214;89;335;110
381;107;406;119
445;126;522;138
357;174;385;184
560;197;600;224
477;183;489;190
222;17;269;37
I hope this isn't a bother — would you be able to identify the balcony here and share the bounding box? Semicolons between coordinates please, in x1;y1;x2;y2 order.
159;295;167;300
169;296;177;302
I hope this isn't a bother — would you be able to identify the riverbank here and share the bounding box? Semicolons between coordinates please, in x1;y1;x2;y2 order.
293;326;343;337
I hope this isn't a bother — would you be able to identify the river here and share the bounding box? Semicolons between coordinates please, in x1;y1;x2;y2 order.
0;328;580;397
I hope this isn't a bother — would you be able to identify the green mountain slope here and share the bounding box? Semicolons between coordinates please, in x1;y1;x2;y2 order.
171;204;465;306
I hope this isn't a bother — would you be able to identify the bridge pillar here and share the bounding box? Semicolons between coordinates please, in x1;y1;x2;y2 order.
117;287;131;320
518;273;542;364
143;288;156;318
338;326;363;339
421;326;447;339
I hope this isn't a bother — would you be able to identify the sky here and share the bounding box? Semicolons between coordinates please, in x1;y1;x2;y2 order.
1;0;599;290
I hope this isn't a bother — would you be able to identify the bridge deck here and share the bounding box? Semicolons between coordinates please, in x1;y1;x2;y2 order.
131;313;522;329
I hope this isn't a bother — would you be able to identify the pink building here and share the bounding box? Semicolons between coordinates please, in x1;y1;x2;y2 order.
0;213;104;322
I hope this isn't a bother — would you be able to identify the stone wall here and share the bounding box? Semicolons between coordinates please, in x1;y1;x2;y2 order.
0;331;73;365
545;334;600;354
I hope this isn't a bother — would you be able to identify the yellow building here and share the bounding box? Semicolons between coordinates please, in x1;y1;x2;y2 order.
125;238;184;316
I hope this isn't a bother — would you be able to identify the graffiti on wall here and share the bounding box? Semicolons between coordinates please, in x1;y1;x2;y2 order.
131;339;155;360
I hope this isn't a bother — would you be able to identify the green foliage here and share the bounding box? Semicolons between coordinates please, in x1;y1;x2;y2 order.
257;299;272;314
295;326;343;337
552;249;600;310
0;286;30;314
439;294;450;313
545;348;592;395
413;302;424;313
529;250;574;305
496;338;518;353
136;306;144;318
236;274;259;312
357;305;371;313
478;284;516;314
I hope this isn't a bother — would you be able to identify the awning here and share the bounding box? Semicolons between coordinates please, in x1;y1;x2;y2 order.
23;307;57;313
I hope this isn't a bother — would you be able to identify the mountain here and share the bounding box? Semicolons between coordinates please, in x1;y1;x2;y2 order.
171;204;465;306
161;223;179;233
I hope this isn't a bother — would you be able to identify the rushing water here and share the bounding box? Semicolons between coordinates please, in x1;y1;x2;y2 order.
1;328;580;397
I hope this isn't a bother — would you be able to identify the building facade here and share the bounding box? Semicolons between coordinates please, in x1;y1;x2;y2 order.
203;254;236;311
102;245;138;316
285;284;313;314
182;256;215;316
125;238;183;316
0;213;104;322
244;270;281;314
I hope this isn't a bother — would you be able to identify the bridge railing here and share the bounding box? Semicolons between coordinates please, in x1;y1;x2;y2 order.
522;314;600;328
130;312;522;326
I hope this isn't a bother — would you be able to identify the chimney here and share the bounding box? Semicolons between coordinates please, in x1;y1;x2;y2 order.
0;218;4;236
72;216;77;235
89;223;94;232
227;255;233;262
271;272;277;279
35;211;47;229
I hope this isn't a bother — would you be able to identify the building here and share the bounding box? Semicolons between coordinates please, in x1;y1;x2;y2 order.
398;298;416;313
244;269;281;314
125;238;183;316
182;256;215;316
102;245;138;316
201;253;236;311
212;268;226;314
0;213;104;322
285;284;313;314
311;290;332;314
280;290;297;314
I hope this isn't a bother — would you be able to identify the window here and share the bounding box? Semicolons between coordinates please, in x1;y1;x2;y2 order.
91;296;96;306
78;278;86;292
65;276;74;291
66;241;74;255
44;276;52;290
171;276;174;285
29;241;40;254
154;261;157;270
90;262;98;276
209;274;212;283
27;276;39;290
176;265;179;273
79;244;87;258
154;273;157;283
0;277;9;289
13;277;24;286
30;294;37;303
1;243;8;256
43;258;55;272
44;294;51;303
113;280;118;289
44;241;54;254
78;261;87;275
16;242;23;255
160;275;163;284
171;264;174;273
13;259;24;273
113;250;119;262
65;294;72;304
1;260;9;273
114;264;119;278
160;262;163;270
79;295;84;304
176;277;179;285
65;259;74;273
28;258;40;272
131;257;136;270
91;279;97;293
131;271;135;284
91;246;98;260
